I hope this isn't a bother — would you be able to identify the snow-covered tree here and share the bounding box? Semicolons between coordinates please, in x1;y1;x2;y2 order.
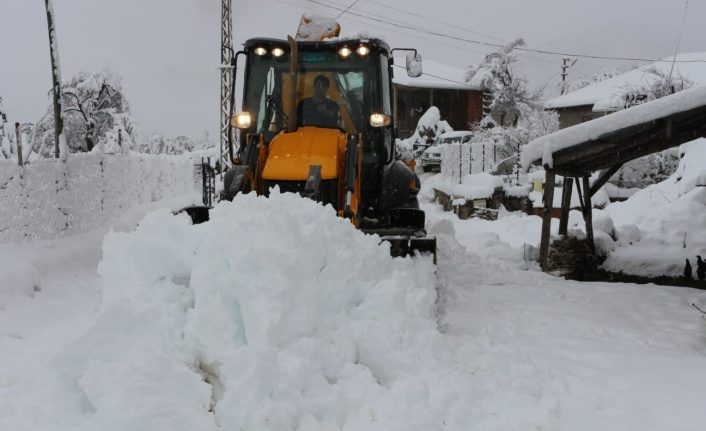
468;108;558;185
0;96;11;160
465;38;542;127
0;96;7;146
605;68;694;188
194;130;217;151
141;134;189;155
0;96;6;129
27;69;137;159
617;67;693;109
135;129;216;155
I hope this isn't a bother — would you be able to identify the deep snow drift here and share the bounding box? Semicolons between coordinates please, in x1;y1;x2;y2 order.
2;170;706;430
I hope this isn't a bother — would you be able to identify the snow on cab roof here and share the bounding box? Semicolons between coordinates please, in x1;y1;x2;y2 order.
521;84;706;170
544;52;706;111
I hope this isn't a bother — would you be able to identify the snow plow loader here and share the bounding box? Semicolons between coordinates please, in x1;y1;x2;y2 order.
184;17;436;261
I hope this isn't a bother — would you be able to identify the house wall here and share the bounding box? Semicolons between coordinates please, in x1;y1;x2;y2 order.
393;85;484;138
555;105;605;129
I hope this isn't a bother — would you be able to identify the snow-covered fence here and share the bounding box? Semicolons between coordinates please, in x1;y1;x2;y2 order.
0;153;194;243
440;141;498;183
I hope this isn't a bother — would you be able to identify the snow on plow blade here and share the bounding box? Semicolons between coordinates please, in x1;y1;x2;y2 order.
385;236;437;263
364;228;437;263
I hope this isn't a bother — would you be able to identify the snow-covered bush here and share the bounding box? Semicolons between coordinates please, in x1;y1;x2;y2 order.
397;106;452;156
137;131;216;155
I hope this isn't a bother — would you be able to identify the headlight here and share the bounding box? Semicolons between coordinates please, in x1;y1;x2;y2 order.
356;45;369;56
231;112;252;129
369;113;391;128
272;47;285;57
254;46;267;56
339;47;352;58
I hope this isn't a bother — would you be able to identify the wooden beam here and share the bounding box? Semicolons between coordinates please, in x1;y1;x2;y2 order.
582;175;595;254
525;105;706;175
539;170;556;271
558;177;573;236
590;163;623;196
575;176;585;211
553;114;706;172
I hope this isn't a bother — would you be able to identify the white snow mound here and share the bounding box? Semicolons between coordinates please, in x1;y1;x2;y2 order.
42;190;466;431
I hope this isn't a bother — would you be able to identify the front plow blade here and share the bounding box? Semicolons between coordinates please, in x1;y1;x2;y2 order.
383;236;437;264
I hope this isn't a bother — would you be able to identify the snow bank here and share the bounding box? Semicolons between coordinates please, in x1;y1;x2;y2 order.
7;191;486;430
601;139;706;276
0;152;195;243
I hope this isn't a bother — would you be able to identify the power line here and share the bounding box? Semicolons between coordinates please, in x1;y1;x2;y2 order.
335;0;359;20
274;0;489;58
358;0;506;43
299;0;560;71
302;0;706;64
391;64;472;88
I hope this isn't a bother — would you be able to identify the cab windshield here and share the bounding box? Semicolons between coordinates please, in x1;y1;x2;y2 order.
242;48;386;135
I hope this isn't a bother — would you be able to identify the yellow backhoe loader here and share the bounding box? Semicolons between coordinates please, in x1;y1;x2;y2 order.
185;16;435;260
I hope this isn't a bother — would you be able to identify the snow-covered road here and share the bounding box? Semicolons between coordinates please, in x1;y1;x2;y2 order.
2;177;706;430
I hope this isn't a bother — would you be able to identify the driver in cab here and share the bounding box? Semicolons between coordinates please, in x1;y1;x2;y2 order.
297;75;341;129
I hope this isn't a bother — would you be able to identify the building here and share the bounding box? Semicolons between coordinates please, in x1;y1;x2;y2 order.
545;52;706;129
392;59;484;138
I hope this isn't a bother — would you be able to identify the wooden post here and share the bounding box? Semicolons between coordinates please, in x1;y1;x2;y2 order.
118;129;122;147
558;177;573;236
15;122;23;166
45;0;64;159
582;174;595;253
539;169;556;271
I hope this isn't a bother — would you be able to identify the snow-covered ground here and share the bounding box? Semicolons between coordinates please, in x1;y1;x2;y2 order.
2;163;706;430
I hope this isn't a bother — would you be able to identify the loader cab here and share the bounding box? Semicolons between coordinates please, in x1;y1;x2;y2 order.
229;36;425;233
238;38;395;163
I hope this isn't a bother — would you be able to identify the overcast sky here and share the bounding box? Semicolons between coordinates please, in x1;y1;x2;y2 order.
1;0;704;140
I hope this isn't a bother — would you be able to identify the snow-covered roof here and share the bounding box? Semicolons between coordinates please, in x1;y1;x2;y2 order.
522;84;706;170
393;59;477;90
544;52;706;111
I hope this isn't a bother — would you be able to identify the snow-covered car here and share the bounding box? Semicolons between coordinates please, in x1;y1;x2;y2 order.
420;131;473;172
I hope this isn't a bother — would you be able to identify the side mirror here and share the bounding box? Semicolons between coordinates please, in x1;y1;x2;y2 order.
406;52;422;78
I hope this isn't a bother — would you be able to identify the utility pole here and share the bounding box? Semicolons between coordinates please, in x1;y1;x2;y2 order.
44;0;64;159
560;57;577;95
220;0;234;175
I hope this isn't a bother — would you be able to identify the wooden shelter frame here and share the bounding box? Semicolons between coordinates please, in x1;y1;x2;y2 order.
534;103;706;271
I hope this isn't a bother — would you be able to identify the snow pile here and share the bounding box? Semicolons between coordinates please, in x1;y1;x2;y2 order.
601;138;706;276
295;13;340;41
430;171;504;201
4;173;706;430
3;190;515;431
